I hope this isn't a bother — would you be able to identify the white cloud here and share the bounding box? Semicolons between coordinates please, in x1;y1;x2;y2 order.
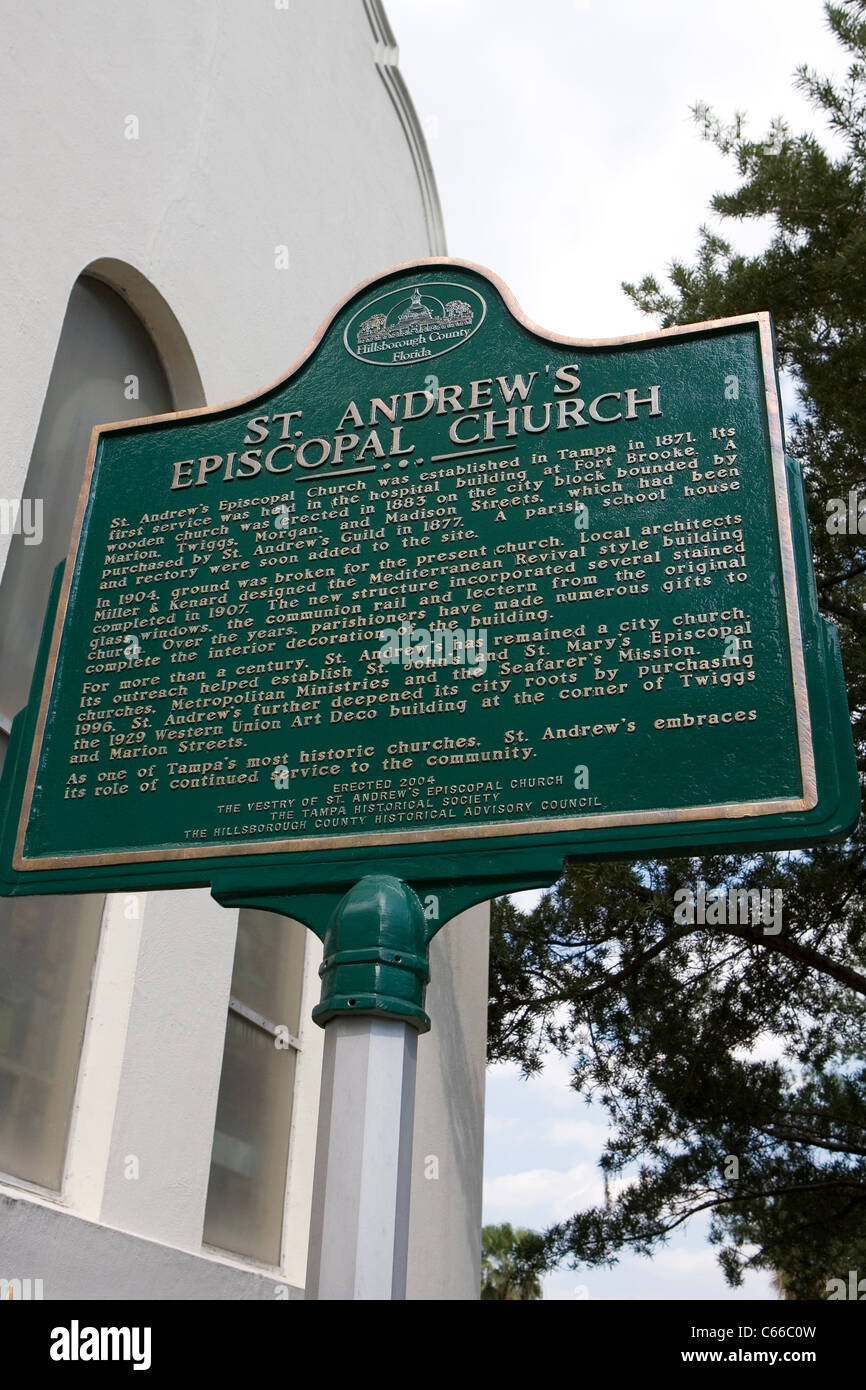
733;1030;788;1064
650;1246;721;1278
389;0;846;339
488;1049;584;1113
484;1161;603;1222
546;1117;608;1150
484;1112;522;1138
509;888;545;912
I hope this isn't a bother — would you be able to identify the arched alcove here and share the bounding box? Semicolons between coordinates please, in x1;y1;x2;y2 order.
0;265;203;1191
0;265;204;721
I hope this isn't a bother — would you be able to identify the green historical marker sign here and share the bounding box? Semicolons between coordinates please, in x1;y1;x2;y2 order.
0;259;858;922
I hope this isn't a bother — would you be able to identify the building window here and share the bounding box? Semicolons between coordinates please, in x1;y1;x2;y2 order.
0;271;177;1189
203;910;307;1267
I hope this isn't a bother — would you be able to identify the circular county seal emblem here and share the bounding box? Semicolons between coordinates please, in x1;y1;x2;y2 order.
344;281;487;366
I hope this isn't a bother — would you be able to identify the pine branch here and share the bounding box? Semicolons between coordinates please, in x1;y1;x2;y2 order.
717;922;866;995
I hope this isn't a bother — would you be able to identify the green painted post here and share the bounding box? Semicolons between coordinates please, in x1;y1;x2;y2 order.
313;874;432;1031
306;876;428;1300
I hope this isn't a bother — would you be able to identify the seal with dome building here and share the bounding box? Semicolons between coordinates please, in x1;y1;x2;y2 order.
344;280;487;365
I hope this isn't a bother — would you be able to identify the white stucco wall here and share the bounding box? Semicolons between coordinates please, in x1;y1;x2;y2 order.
0;0;443;579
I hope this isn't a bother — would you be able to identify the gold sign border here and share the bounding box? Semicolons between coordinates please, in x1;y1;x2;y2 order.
13;258;816;871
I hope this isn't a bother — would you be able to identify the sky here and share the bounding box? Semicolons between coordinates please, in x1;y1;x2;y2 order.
386;0;849;1300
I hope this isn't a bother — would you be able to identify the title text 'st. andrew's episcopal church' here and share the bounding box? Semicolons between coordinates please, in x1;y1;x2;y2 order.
0;0;488;1299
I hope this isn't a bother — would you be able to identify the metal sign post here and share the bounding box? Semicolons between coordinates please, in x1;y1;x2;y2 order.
306;1013;417;1300
304;875;424;1300
0;258;858;1300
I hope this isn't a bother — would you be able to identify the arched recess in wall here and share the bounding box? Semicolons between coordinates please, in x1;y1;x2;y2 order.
0;264;203;1192
0;261;205;721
